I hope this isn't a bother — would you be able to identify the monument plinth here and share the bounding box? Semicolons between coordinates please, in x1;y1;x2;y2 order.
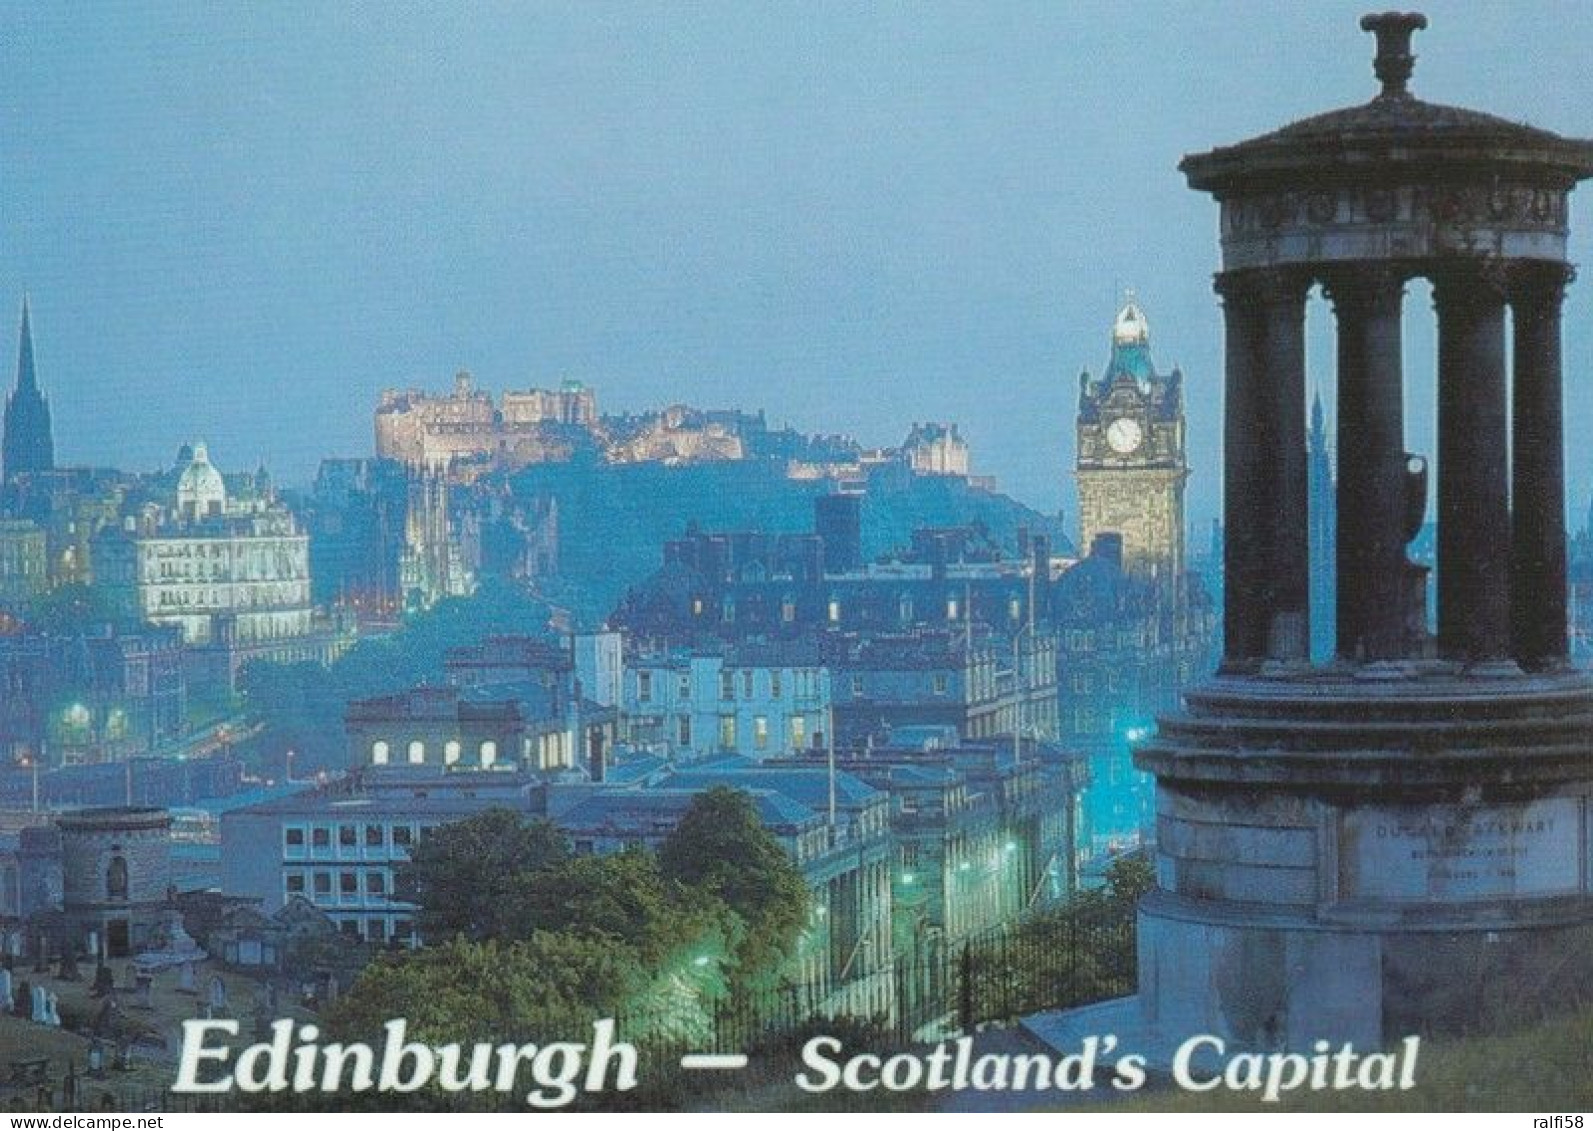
1138;12;1593;1047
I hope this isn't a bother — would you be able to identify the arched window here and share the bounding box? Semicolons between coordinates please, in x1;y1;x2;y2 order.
407;740;425;765
444;740;461;765
480;741;497;767
371;741;389;765
106;855;129;901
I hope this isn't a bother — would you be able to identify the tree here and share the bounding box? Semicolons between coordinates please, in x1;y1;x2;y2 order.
326;934;646;1046
1103;850;1155;905
504;847;733;971
394;809;569;942
657;787;808;991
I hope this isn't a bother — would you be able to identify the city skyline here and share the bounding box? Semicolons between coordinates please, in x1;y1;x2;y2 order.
7;4;1593;530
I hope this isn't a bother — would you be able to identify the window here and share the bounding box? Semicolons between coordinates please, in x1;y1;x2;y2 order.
365;825;383;848
828;599;841;623
339;825;356;848
286;874;305;894
637;671;653;703
365;872;385;896
782;598;796;623
678;716;692;747
313;872;331;895
771;671;782;699
851;675;863;697
742;670;754;699
285;828;305;849
391;825;412;848
311;827;330;849
947;597;960;621
444;740;461;765
407;740;425;765
933;673;949;696
371;741;389;765
340;872;357;895
790;716;806;749
720;671;734;701
678;673;691;699
480;740;497;767
754;716;769;750
719;715;736;750
340;920;360;938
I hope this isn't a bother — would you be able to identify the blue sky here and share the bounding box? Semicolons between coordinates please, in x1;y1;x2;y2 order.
4;2;1592;533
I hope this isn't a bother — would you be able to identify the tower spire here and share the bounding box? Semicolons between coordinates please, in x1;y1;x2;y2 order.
15;296;36;394
3;294;56;480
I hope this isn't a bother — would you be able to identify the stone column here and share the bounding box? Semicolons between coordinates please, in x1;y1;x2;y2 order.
1261;273;1311;663
1510;261;1573;669
1217;273;1268;667
1216;269;1310;666
1434;265;1512;664
1326;266;1407;661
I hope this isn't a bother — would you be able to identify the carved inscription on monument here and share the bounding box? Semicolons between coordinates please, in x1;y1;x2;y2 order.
1336;798;1583;901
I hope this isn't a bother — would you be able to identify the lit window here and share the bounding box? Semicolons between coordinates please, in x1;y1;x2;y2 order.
828;599;841;623
371;741;389;765
719;715;736;750
790;716;805;749
444;740;461;765
480;740;497;767
407;740;424;764
754;716;769;750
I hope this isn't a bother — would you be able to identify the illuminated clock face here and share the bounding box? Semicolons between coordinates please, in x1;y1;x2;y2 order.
1106;417;1143;454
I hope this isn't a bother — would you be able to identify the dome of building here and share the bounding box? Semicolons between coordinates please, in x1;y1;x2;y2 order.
176;441;227;518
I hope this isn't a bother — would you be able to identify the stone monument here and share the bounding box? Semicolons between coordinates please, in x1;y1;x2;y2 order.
1135;11;1593;1048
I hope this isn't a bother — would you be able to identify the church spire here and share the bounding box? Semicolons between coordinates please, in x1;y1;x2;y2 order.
15;296;36;394
3;294;56;480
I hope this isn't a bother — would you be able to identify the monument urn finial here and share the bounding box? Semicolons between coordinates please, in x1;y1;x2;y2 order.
1360;11;1428;98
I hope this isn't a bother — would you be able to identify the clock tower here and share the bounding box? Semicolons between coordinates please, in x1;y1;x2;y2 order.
1075;294;1187;587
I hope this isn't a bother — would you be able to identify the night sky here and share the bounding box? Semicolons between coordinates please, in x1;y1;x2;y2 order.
5;2;1592;534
